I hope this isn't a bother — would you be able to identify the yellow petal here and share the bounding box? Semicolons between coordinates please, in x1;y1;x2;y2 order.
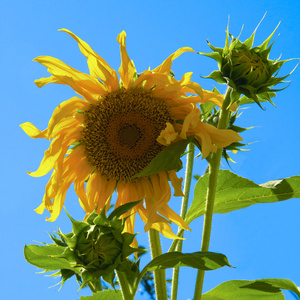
152;47;195;74
59;28;119;90
86;172;116;214
28;135;65;177
48;96;89;135
117;31;136;88
194;130;214;158
200;122;243;148
168;170;184;196
183;81;204;99
34;202;45;214
179;105;201;139
159;205;190;231
50;117;80;138
157;122;178;146
34;56;106;101
46;177;74;221
150;223;184;240
20;122;48;139
74;169;92;212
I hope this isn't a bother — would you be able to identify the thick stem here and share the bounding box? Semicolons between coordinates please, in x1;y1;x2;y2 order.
193;87;232;300
149;229;168;300
116;270;134;300
171;143;195;300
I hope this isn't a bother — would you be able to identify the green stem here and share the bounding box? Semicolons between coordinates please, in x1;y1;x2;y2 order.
149;228;168;300
168;228;184;253
116;270;134;300
193;87;232;300
171;143;195;300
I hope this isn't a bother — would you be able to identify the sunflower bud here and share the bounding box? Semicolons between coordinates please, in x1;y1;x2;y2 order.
24;204;144;290
59;209;139;286
201;18;295;108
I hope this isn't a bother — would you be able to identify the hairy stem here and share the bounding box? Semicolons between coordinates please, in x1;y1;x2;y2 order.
116;270;134;300
171;143;195;300
193;87;232;300
149;229;168;300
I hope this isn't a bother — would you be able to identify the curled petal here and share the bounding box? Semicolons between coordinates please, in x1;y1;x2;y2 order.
59;28;119;91
117;31;136;88
179;105;201;139
159;205;190;231
34;56;106;102
152;47;195;74
20;122;48;139
157;122;178;146
47;96;89;135
168;170;184;197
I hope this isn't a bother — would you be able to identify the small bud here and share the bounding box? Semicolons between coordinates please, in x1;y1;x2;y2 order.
24;207;143;290
200;16;296;108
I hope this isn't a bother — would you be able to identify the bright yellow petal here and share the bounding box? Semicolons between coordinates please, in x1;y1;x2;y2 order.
150;223;184;240
202;90;237;111
117;31;136;88
28;135;65;177
200;122;243;148
46;177;74;221
179;105;201;139
159;205;190;231
152;47;195;74
48;96;89;135
50;117;80;138
20;122;48;139
59;29;119;90
34;56;106;101
183;81;204;99
74;166;93;212
115;180;139;208
86;172;116;214
144;172;172;231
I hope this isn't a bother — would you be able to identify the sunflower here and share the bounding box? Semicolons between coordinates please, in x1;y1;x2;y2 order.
21;29;242;239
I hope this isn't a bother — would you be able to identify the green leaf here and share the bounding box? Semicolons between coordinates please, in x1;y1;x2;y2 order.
186;170;300;224
131;137;193;178
24;244;82;272
108;200;142;220
79;289;123;300
201;278;300;300
139;251;231;282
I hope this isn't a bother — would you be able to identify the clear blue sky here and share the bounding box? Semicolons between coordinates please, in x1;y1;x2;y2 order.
1;0;299;299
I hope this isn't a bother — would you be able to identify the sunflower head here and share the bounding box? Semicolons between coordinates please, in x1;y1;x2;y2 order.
21;29;242;239
201;19;295;108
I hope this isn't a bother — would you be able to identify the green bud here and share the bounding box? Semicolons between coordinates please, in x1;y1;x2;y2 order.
57;209;138;287
200;17;296;108
24;205;145;290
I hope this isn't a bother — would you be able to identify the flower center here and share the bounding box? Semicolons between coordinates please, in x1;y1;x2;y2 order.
118;124;142;148
81;88;173;181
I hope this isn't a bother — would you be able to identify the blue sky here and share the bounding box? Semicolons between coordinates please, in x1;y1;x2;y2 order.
1;0;299;299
